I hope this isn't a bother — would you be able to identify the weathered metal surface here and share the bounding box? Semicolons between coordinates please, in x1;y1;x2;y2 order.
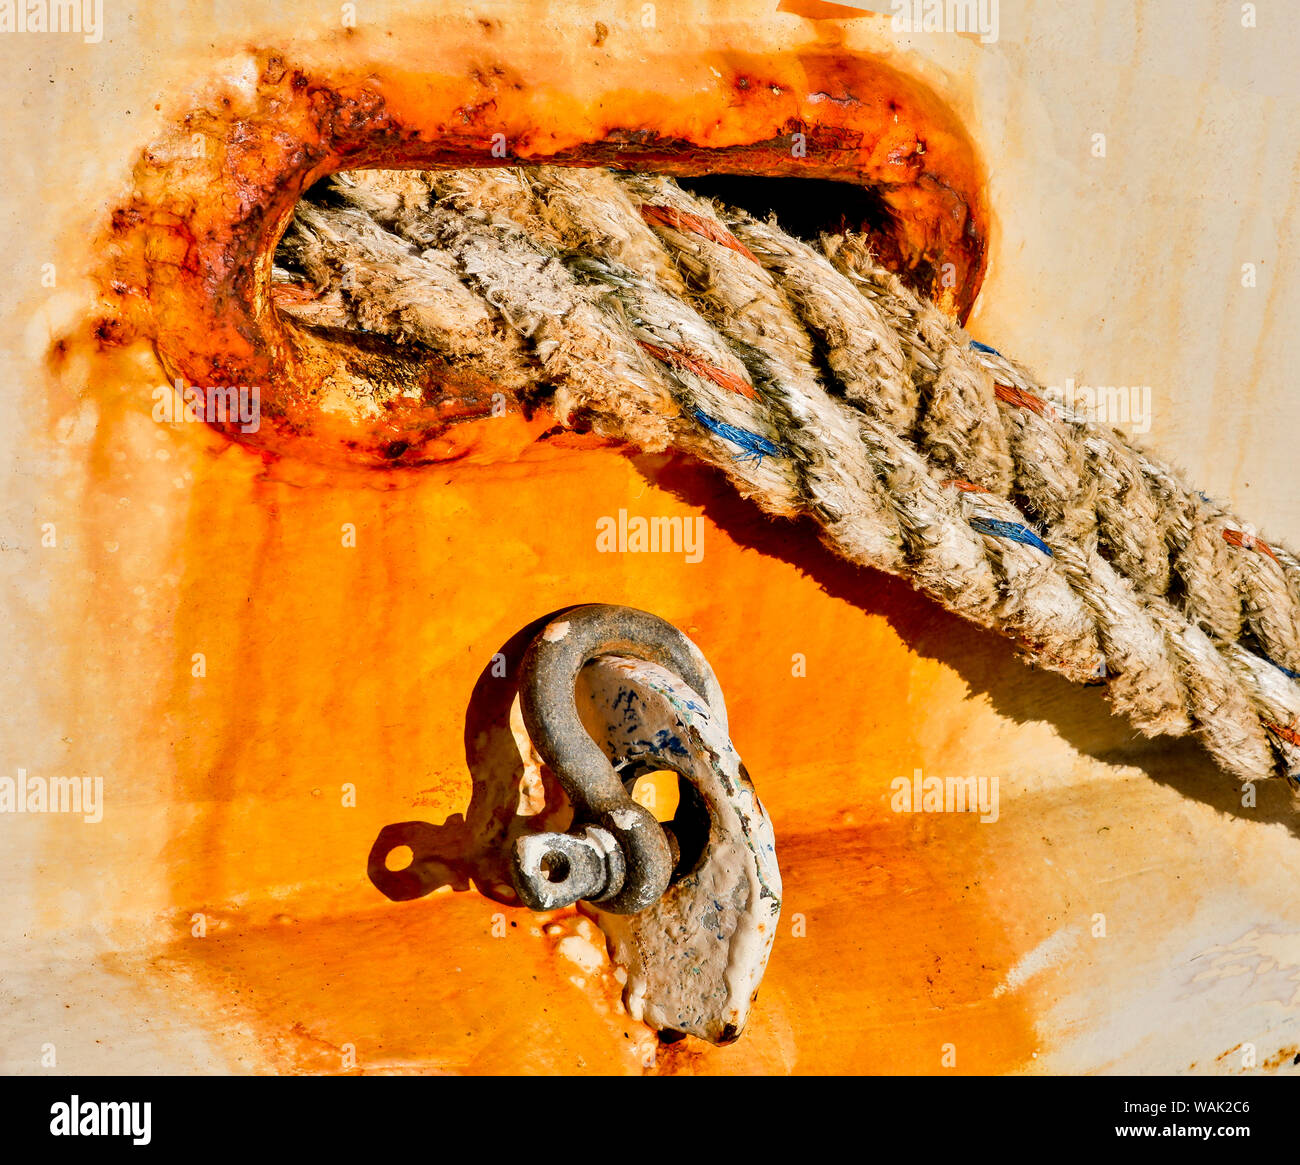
575;653;781;1045
511;825;626;910
512;605;780;1043
15;0;1300;1079
366;603;779;1045
513;604;728;914
95;36;988;469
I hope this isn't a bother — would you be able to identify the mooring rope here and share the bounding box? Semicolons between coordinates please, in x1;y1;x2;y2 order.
273;164;1300;786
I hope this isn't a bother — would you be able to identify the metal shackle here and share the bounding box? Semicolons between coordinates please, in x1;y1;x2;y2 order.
510;604;727;915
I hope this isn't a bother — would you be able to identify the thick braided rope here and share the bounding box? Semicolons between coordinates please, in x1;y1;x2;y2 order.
272;165;1300;786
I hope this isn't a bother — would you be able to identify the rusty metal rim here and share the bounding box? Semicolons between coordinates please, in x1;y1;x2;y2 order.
102;46;988;467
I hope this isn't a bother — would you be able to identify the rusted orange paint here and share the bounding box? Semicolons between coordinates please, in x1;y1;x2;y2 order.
34;17;1044;1074
96;33;986;469
41;326;1039;1073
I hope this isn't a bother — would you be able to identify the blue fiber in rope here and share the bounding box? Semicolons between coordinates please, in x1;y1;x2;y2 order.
969;340;1002;356
691;408;785;466
1260;651;1300;681
969;516;1054;557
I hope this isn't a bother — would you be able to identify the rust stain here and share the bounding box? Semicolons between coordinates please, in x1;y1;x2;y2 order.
1263;1045;1300;1071
777;0;876;19
75;408;1038;1071
36;24;1040;1076
40;330;1042;1071
94;42;987;469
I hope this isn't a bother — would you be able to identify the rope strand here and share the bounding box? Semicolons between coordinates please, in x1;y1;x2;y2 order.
273;164;1300;787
